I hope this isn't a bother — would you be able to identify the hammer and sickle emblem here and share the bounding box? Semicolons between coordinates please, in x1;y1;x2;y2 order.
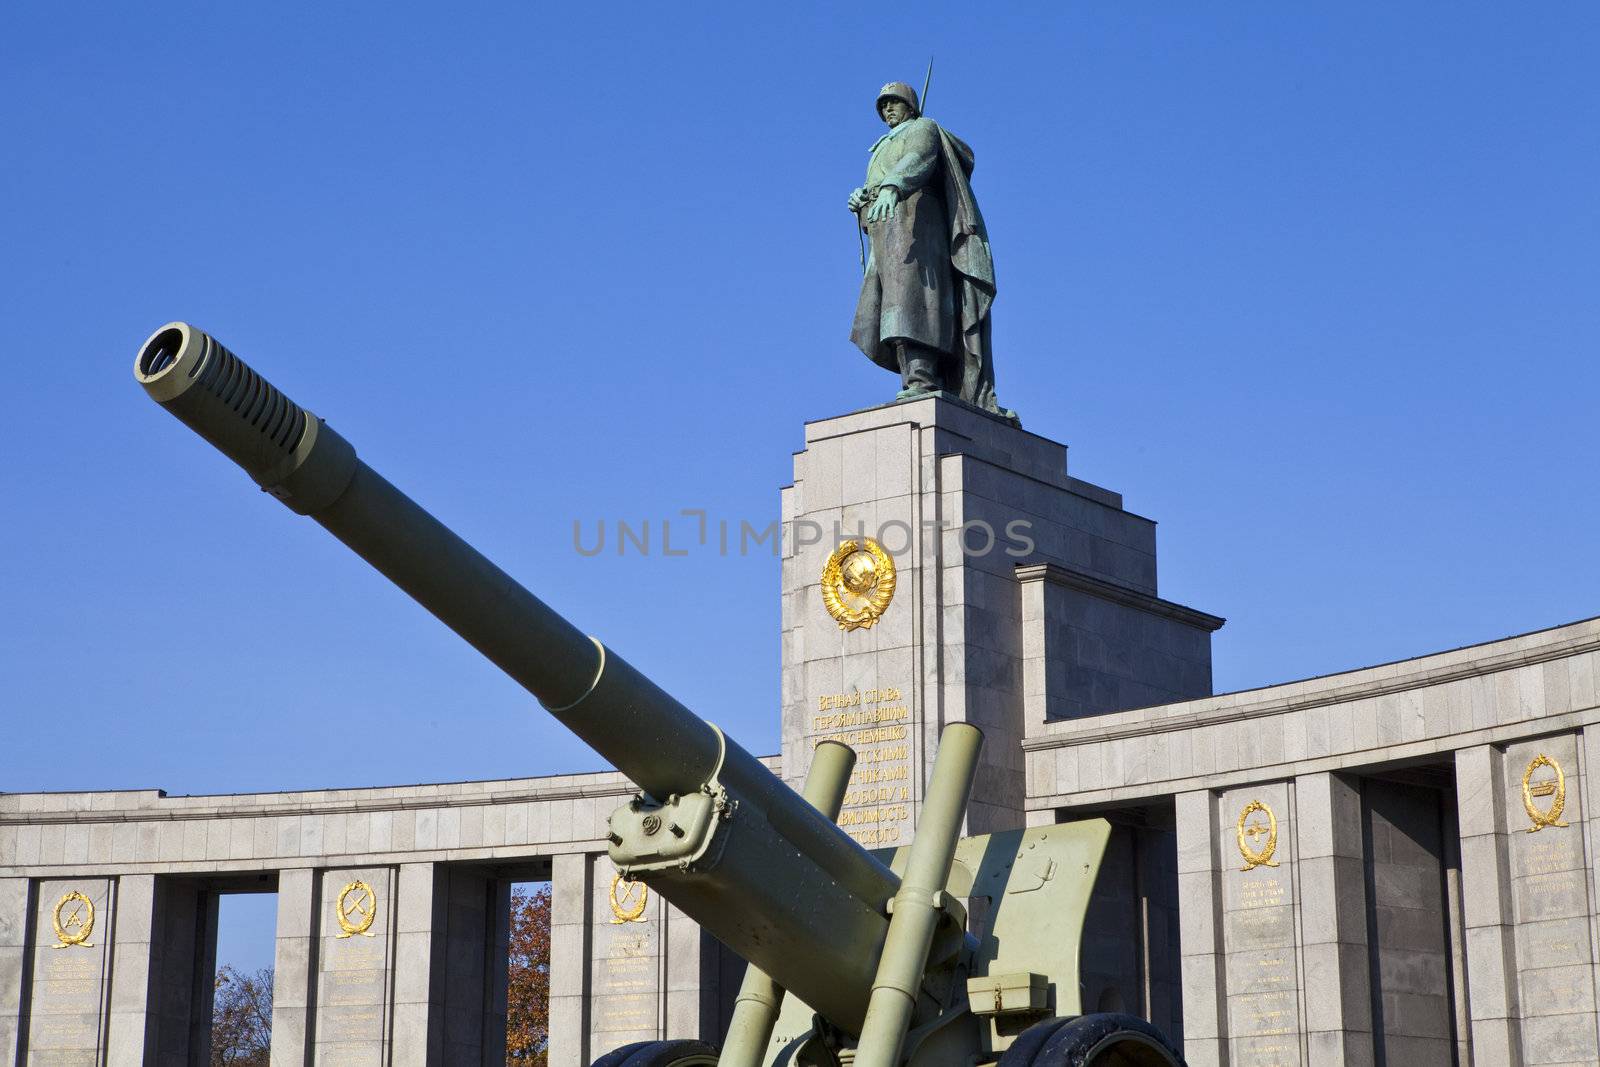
50;891;95;949
1522;754;1570;832
335;881;378;938
1236;800;1280;871
820;539;897;632
609;874;649;924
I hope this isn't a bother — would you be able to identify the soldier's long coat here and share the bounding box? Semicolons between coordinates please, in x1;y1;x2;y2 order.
850;116;1000;412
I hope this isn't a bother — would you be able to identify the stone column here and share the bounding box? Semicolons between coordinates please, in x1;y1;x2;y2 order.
1455;744;1522;1064
664;901;703;1039
1293;772;1372;1066
589;859;662;1055
26;876;116;1061
1135;820;1184;1041
1584;725;1600;1064
665;900;725;1041
0;878;31;1064
1500;734;1598;1063
1175;789;1227;1067
105;874;158;1065
314;865;397;1065
392;862;445;1066
1360;778;1459;1065
271;868;317;1067
439;867;510;1063
1216;781;1301;1066
138;878;219;1066
548;852;593;1067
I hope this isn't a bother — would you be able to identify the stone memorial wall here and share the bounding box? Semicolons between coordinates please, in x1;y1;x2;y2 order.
1031;611;1600;1066
3;398;1599;1065
0;766;734;1066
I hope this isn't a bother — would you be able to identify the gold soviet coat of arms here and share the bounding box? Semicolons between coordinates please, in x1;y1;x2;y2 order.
821;539;897;631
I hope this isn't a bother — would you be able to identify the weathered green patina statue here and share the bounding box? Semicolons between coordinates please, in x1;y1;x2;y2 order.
849;81;1013;422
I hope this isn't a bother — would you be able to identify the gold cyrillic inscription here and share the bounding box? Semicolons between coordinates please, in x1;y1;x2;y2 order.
810;682;914;848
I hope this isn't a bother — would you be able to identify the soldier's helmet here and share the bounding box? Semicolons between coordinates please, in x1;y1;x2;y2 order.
876;82;920;117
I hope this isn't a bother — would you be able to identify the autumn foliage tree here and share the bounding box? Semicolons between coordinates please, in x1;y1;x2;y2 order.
507;883;552;1064
211;965;273;1067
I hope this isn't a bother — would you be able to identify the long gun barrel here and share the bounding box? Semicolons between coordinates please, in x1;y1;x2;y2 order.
133;322;899;1033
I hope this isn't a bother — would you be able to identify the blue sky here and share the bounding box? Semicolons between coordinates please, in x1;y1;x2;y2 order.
4;3;1597;815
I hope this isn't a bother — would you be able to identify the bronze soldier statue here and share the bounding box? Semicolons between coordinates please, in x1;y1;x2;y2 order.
848;81;1013;421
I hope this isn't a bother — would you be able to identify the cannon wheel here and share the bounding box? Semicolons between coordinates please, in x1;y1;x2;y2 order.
591;1039;720;1067
999;1013;1183;1067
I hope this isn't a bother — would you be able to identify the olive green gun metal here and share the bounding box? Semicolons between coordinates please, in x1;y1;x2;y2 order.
720;740;855;1067
134;323;1185;1067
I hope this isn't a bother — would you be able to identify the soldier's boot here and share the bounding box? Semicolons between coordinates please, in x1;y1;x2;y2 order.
896;343;941;399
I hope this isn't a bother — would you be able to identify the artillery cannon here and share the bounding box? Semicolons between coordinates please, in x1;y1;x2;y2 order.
133;322;1185;1067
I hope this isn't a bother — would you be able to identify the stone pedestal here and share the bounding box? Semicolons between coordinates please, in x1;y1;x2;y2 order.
780;396;1221;841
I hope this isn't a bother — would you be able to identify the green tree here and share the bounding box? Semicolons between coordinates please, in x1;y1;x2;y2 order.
507;883;552;1064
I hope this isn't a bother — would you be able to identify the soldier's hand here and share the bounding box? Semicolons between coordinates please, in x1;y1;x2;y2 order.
847;187;869;212
866;186;898;223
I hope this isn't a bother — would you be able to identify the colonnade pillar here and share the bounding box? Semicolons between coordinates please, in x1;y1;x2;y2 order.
1455;744;1524;1064
0;877;29;1063
548;852;592;1067
1292;772;1372;1066
1175;789;1226;1067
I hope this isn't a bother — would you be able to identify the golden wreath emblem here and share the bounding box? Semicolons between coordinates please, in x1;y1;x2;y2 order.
335;880;378;938
821;538;897;631
50;890;95;949
1236;800;1280;871
1522;754;1569;833
609;874;649;924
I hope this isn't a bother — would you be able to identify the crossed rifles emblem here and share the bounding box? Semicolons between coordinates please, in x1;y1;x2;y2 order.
609;874;648;924
336;881;378;938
